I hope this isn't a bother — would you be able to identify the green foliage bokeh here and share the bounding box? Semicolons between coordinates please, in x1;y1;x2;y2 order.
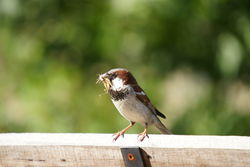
0;0;250;135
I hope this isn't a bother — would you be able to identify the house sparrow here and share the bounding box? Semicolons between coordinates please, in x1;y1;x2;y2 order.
97;68;172;141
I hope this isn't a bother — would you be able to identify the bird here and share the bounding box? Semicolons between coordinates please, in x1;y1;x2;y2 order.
97;68;172;141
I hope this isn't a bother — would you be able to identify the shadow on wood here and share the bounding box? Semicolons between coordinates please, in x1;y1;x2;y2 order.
140;148;152;167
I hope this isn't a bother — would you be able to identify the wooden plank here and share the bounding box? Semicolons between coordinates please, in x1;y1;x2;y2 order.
0;133;249;167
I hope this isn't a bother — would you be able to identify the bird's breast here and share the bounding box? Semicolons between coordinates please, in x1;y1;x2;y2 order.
112;94;154;125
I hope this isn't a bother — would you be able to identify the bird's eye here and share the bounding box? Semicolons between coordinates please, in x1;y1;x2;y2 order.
108;73;117;81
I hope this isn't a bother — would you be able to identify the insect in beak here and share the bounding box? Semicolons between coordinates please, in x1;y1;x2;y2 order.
96;73;112;92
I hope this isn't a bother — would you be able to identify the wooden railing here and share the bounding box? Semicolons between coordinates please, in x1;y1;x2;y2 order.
0;133;249;167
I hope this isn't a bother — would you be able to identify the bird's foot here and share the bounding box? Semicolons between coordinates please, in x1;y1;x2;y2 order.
112;131;125;141
137;131;149;142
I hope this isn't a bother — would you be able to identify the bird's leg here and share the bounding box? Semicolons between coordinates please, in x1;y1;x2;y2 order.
113;122;135;141
137;128;149;142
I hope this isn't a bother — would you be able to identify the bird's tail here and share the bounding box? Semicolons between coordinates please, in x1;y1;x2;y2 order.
154;120;172;134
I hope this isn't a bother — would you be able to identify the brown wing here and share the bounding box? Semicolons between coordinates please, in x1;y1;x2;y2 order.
133;84;166;119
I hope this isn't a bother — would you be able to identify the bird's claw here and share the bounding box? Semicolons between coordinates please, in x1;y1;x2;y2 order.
112;131;125;141
137;132;149;142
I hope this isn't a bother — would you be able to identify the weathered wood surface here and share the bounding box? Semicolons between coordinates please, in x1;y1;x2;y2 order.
0;133;249;167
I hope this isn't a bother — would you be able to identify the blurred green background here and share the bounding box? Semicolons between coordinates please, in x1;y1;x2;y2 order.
0;0;250;135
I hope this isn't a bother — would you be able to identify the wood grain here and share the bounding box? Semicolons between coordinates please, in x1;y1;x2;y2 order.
0;133;249;167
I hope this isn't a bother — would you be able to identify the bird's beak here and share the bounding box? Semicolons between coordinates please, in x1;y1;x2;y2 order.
97;73;112;92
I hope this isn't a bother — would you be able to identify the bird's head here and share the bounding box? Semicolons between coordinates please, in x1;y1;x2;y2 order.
97;68;137;92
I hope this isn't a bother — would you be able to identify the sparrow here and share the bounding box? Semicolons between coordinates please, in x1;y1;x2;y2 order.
97;68;172;141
